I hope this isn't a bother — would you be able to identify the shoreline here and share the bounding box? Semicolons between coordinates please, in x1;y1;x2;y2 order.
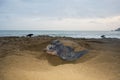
0;30;120;39
0;35;120;39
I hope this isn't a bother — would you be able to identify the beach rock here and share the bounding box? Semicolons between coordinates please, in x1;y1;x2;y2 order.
26;34;34;37
101;35;106;39
45;40;88;61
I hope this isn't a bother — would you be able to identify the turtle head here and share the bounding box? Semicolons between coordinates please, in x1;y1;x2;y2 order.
44;40;62;55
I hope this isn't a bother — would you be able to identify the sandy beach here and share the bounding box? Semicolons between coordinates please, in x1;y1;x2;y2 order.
0;36;120;80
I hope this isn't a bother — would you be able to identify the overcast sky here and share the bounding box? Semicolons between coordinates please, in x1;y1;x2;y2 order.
0;0;120;30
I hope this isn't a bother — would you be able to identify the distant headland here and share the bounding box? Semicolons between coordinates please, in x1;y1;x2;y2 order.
115;28;120;31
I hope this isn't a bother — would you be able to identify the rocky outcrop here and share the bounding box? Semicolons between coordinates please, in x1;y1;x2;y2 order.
115;28;120;31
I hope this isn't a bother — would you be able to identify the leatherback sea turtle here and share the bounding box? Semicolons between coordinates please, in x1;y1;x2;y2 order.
45;40;88;61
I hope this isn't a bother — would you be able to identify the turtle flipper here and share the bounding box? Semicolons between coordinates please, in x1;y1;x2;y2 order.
74;50;88;59
60;50;88;61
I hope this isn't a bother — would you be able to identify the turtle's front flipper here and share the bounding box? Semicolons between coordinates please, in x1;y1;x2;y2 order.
60;50;88;61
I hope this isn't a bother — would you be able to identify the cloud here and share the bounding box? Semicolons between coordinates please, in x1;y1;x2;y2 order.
0;0;120;30
0;0;120;17
1;15;120;30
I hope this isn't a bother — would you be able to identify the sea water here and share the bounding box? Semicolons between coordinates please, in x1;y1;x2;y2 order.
0;30;120;39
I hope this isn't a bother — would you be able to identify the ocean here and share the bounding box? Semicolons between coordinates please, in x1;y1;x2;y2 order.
0;30;120;39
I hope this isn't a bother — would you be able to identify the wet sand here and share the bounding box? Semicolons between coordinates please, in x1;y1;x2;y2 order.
0;36;120;80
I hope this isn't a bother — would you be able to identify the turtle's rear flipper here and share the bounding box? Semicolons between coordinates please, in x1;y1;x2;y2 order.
62;50;88;61
75;50;88;59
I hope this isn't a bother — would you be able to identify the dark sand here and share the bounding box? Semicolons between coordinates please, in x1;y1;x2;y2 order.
0;36;120;80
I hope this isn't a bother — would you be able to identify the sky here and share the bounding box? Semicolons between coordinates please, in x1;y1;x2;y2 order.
0;0;120;31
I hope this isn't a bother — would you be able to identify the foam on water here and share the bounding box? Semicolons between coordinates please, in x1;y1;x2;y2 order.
0;30;120;38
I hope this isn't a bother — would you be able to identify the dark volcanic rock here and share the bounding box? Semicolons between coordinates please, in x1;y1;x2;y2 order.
115;28;120;31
